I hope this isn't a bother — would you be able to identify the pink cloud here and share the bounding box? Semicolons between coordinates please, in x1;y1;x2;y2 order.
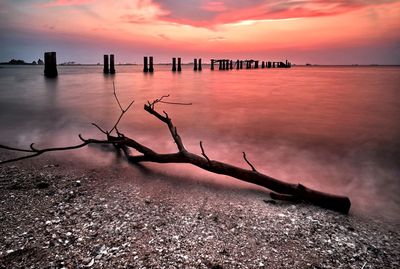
201;1;227;12
153;0;399;27
45;0;95;7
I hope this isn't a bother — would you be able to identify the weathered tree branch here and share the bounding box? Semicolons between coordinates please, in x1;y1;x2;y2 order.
0;135;122;165
242;151;257;172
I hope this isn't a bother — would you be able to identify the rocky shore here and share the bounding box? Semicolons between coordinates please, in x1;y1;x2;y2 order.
0;154;399;268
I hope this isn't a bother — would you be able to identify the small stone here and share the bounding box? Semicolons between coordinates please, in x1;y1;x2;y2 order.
83;258;94;267
263;199;277;205
36;182;50;189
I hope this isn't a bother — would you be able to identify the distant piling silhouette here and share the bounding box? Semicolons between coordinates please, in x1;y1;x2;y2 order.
207;58;293;71
194;58;197;71
110;54;115;74
198;58;202;71
177;58;182;72
172;58;176;72
143;57;148;73
149;57;154;72
103;55;109;74
44;52;58;78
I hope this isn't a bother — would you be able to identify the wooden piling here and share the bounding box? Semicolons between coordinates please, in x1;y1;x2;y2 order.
273;62;276;68
262;61;265;68
44;52;58;78
230;60;233;70
255;61;259;69
236;60;239;70
172;58;176;72
143;56;148;73
149;56;154;72
211;59;214;70
268;61;271;68
177;58;182;71
110;54;115;74
103;55;109;74
198;58;202;71
194;58;197;71
240;61;243;69
219;60;223;70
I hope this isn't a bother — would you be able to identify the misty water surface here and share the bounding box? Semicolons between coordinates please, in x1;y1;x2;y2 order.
0;65;399;223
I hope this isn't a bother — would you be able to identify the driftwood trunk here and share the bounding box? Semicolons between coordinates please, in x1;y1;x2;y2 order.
0;92;351;214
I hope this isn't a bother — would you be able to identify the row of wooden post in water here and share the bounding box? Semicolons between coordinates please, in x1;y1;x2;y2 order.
141;57;291;73
43;52;291;78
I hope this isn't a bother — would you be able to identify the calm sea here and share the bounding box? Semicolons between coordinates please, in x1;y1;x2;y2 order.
0;65;399;222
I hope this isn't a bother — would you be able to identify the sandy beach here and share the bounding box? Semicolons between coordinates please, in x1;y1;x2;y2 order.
0;152;399;269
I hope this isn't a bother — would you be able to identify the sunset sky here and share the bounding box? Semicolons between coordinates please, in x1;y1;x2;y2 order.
1;0;399;64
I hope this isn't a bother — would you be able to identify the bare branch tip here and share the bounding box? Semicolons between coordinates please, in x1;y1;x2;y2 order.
243;151;257;172
30;143;37;151
78;134;87;142
200;141;211;163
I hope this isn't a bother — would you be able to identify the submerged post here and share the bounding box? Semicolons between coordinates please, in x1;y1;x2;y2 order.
211;59;214;70
44;52;58;78
177;58;182;72
143;56;148;73
255;61;259;69
149;56;154;72
230;60;233;69
194;58;197;71
103;55;109;74
240;60;243;69
268;61;272;68
172;57;176;72
236;60;239;70
198;58;202;71
110;54;115;74
262;61;265;68
219;60;222;70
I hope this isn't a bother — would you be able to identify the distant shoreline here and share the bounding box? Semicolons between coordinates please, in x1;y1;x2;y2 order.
1;63;399;67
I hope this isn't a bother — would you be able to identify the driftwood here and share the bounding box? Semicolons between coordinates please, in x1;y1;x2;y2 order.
0;85;351;214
